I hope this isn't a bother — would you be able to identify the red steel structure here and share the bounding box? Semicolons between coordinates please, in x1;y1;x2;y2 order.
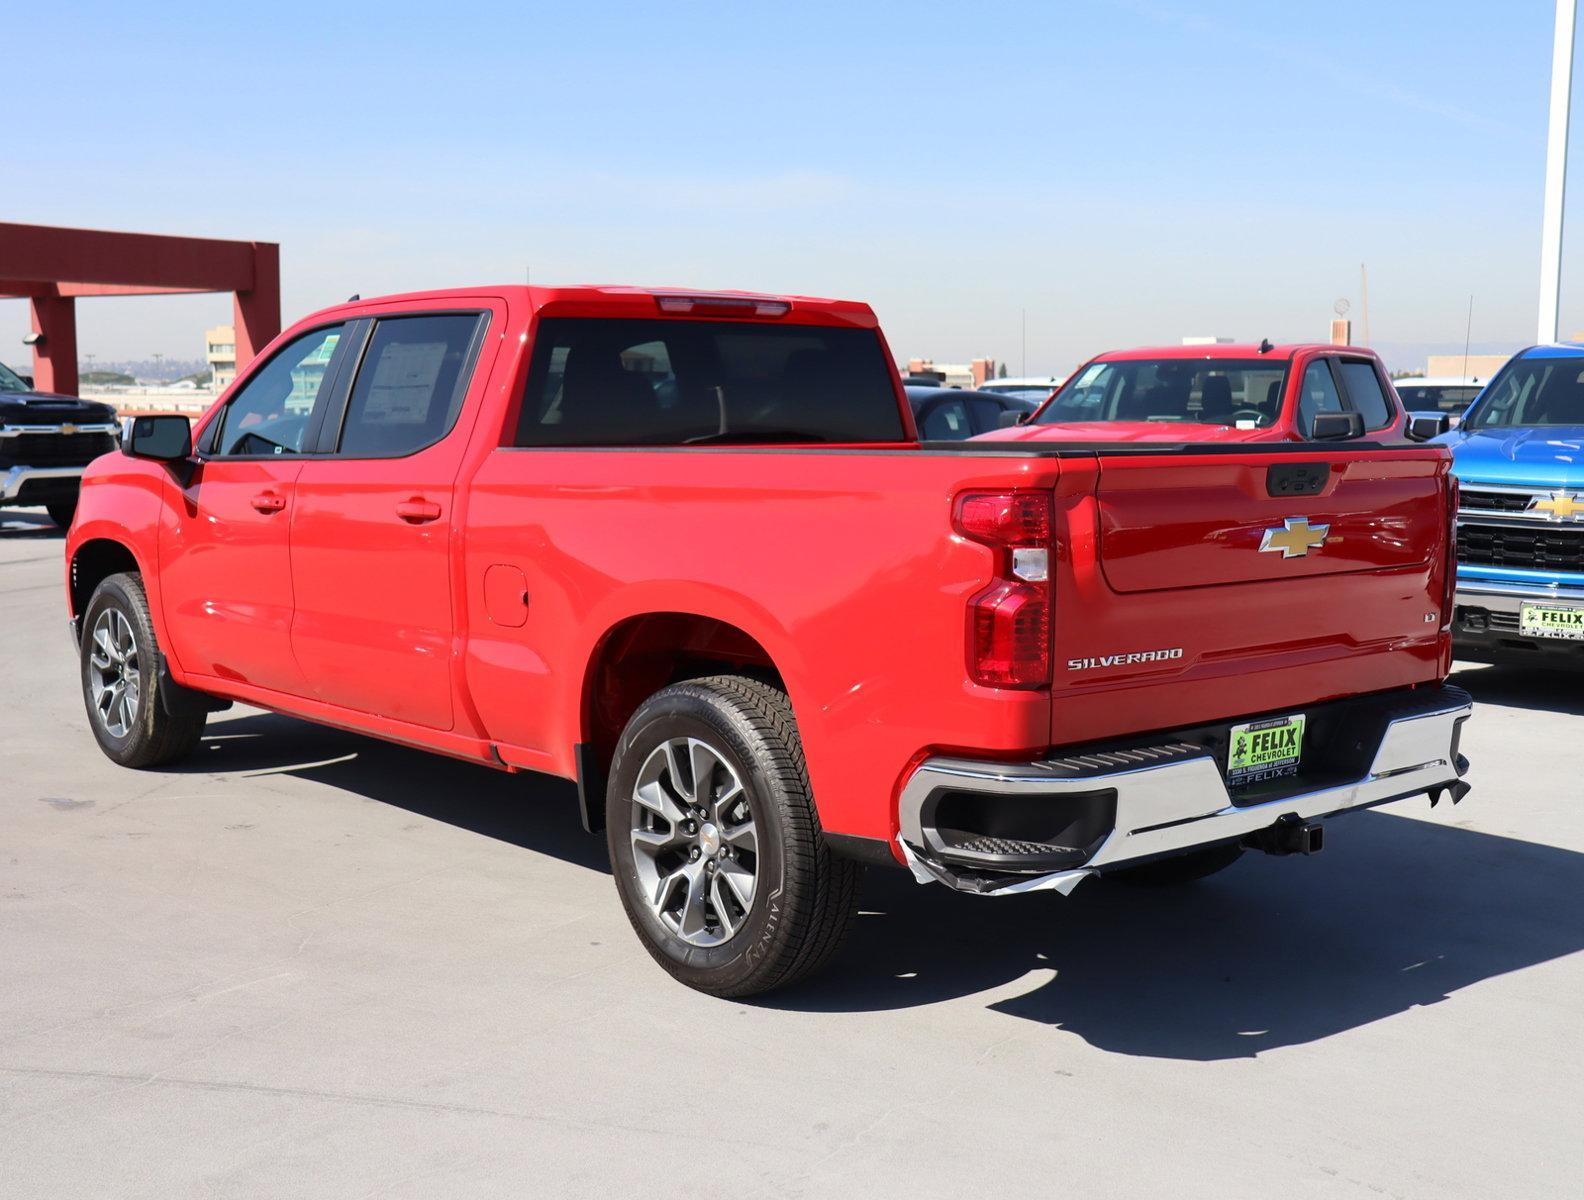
0;222;280;396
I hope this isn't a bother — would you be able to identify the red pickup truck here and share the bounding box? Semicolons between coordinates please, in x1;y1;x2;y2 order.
65;287;1471;997
983;342;1415;444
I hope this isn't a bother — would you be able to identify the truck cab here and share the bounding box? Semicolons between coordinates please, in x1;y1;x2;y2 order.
981;343;1407;445
1439;344;1584;663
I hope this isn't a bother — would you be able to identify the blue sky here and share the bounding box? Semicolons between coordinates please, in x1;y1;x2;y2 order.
1;0;1573;374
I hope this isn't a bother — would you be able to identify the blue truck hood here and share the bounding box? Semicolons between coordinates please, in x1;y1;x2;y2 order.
1438;425;1584;488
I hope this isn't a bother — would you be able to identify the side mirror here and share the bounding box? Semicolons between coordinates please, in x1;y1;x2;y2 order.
1310;411;1365;441
122;414;192;461
1406;412;1452;441
997;409;1029;428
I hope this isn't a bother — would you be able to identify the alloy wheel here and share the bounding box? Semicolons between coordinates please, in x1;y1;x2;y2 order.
88;608;141;738
630;736;759;948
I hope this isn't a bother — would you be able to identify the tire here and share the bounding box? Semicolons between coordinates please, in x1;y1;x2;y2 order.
605;674;861;998
80;572;207;768
46;499;77;529
1110;842;1245;886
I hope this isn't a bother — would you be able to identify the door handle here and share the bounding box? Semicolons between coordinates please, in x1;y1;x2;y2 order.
396;497;443;523
250;491;287;514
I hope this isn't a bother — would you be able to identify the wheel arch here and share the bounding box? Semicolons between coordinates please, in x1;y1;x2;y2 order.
68;537;144;631
579;611;790;777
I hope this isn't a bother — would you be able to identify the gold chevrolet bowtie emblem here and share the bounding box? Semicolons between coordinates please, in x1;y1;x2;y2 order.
1531;491;1584;520
60;423;77;435
1259;517;1330;558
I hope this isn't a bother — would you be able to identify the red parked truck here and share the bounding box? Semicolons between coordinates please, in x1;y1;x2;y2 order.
65;287;1471;996
982;342;1420;444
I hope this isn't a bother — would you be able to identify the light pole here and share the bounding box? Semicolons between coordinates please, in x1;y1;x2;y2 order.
1539;0;1577;344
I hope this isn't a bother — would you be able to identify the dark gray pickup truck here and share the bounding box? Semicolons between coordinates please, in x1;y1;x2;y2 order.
0;360;119;527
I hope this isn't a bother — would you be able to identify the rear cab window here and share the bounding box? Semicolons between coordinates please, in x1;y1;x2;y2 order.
515;318;905;446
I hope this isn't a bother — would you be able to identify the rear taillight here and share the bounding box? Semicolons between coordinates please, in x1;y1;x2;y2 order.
1441;473;1460;627
954;490;1052;688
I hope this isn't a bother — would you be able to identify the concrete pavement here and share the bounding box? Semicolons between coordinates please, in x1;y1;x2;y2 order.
2;506;1580;1199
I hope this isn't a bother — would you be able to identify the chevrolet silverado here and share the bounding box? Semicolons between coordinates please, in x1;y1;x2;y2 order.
65;286;1471;996
1437;344;1584;664
983;342;1414;444
1;358;119;527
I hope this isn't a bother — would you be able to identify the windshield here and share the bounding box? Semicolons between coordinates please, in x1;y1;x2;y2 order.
1394;383;1482;414
1036;358;1287;427
0;361;30;393
1465;357;1584;429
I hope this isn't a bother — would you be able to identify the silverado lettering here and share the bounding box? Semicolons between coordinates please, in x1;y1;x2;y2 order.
1067;648;1185;671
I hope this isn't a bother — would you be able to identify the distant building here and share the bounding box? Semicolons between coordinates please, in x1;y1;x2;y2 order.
1424;353;1509;383
1181;336;1234;346
205;324;237;390
905;357;997;389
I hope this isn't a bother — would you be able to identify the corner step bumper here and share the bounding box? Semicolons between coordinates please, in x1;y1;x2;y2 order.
897;686;1473;895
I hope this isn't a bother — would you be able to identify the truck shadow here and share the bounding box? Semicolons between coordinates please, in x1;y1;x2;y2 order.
1451;661;1584;716
182;712;1582;1061
768;811;1584;1058
180;710;608;874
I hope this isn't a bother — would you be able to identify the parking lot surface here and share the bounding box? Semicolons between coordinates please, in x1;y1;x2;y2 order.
3;506;1581;1199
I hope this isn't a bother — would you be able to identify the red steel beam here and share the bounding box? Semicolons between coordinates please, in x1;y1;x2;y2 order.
0;223;282;396
0;282;214;299
0;222;267;292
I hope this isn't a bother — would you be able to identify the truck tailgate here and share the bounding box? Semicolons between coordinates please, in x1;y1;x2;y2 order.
1049;446;1453;747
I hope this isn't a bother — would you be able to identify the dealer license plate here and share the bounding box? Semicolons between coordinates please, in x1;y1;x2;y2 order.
1227;713;1306;786
1520;604;1584;640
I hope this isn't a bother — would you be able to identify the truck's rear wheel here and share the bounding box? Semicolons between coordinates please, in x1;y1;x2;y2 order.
605;675;860;997
1110;842;1244;885
80;572;207;768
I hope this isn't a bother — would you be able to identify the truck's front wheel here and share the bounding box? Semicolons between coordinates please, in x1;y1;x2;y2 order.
606;675;860;997
79;572;207;768
46;498;77;529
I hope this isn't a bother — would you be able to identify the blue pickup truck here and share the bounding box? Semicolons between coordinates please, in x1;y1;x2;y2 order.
1436;344;1584;664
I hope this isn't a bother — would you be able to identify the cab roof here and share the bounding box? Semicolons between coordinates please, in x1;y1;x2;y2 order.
311;284;879;329
1091;343;1377;363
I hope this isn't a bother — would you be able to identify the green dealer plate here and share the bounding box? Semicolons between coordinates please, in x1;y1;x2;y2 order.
1227;713;1306;786
1520;603;1584;640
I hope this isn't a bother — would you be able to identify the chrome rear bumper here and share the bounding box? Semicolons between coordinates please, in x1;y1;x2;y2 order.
897;687;1473;895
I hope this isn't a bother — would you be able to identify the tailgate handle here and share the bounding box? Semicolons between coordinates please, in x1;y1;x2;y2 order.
1266;463;1328;498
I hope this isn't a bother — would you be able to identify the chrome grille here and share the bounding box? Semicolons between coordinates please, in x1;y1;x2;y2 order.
1459;488;1533;514
1458;522;1584;571
0;431;117;466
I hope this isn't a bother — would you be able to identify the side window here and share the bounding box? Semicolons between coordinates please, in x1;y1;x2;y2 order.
1337;360;1393;430
337;313;483;458
208;325;344;457
1297;360;1344;438
919;397;972;440
967;396;1008;434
